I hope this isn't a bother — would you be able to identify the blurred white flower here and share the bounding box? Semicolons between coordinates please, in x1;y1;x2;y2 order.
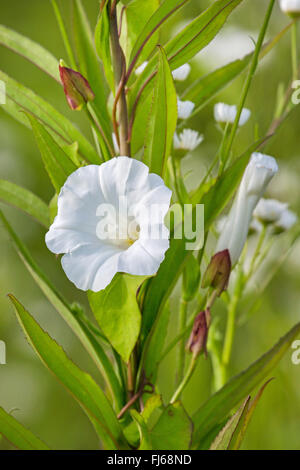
177;98;195;119
46;157;172;292
214;103;251;126
249;217;263;234
173;129;204;151
135;61;148;76
275;209;298;232
216;152;278;265
280;0;300;14
172;64;191;81
254;198;288;224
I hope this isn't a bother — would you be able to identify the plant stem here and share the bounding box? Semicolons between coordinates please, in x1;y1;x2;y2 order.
291;22;298;82
224;0;275;161
171;355;197;403
246;224;267;282
110;5;130;156
177;298;188;384
51;0;77;70
221;268;244;382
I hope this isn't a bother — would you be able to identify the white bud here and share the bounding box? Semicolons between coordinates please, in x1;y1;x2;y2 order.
254;198;288;224
279;0;300;14
214;102;251;126
274;209;298;232
216;152;278;265
173;129;204;151
172;63;191;81
177;98;195;119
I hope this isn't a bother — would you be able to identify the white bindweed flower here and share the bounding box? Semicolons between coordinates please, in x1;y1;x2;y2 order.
214;103;251;126
216;152;278;265
279;0;300;15
46;157;172;292
135;61;148;76
177;98;195;119
274;209;298;232
173;129;204;151
254;198;288;224
172;64;191;81
249;217;263;235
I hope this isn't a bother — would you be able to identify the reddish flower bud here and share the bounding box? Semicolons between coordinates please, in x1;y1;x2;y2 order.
186;309;210;358
201;249;231;296
59;61;95;111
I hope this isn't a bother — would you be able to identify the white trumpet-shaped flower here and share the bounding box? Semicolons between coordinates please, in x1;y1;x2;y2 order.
280;0;300;14
173;129;204;151
214;102;251;126
46;157;172;292
177;98;195;119
172;64;191;81
254;198;288;223
135;61;148;76
275;209;298;232
216;152;278;265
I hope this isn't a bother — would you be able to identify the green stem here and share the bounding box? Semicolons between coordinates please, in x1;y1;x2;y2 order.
291;22;298;82
177;298;188;384
171;355;197;403
51;0;77;69
224;0;275;161
221;269;244;378
246;224;267;282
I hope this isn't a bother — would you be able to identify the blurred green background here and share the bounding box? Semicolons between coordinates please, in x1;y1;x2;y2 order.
0;0;299;450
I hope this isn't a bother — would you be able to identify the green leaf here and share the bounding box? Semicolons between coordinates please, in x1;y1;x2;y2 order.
0;179;50;228
227;380;273;450
193;321;300;447
144;46;177;177
0;210;124;411
73;0;111;147
8;295;127;450
125;0;160;66
182;255;201;302
0;24;59;81
209;397;250;450
183;55;251;114
0;70;100;164
89;274;145;362
0;406;50;450
27;114;77;193
130;410;153;450
95;0;115;92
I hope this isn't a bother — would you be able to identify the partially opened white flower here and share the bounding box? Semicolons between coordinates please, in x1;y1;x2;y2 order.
177;98;195;119
214;103;251;126
173;129;204;151
280;0;300;15
172;64;191;81
254;198;288;223
135;61;148;76
216;152;278;265
46;157;172;292
274;209;298;232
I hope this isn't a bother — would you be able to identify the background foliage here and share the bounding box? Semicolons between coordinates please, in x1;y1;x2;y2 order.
0;0;300;450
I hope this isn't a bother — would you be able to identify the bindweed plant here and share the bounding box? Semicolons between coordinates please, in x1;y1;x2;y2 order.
0;0;300;451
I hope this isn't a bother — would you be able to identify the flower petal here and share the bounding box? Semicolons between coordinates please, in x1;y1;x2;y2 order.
118;238;170;276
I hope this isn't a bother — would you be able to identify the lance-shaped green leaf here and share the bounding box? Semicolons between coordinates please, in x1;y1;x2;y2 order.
73;0;111;145
209;397;250;450
0;179;50;228
8;295;127;450
95;0;114;92
0;406;50;450
27;114;77;193
192;321;300;447
165;0;243;69
0;24;59;81
181;22;292;117
0;210;124;411
144;46;177;177
128;0;243;111
0;70;99;164
89;274;145;362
